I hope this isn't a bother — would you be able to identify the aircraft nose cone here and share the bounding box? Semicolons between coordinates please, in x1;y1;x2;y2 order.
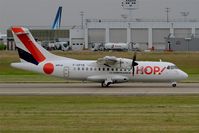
181;71;188;80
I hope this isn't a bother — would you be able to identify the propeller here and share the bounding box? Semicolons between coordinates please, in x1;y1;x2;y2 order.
131;52;138;76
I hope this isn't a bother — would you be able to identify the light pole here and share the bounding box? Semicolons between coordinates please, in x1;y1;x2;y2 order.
185;37;191;51
121;0;138;21
165;7;170;22
80;11;84;29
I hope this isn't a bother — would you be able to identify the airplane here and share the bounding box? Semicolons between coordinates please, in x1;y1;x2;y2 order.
0;33;7;40
52;6;62;29
0;33;7;38
11;27;188;87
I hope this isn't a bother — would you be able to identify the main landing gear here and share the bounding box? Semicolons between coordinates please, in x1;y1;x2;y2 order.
101;82;111;87
101;79;112;87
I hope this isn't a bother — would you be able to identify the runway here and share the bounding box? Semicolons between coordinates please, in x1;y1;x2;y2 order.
0;83;198;96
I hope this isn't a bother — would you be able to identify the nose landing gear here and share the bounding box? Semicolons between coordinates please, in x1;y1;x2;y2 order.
171;82;177;87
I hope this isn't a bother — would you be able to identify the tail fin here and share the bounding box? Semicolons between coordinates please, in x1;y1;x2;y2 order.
11;27;58;65
52;6;62;29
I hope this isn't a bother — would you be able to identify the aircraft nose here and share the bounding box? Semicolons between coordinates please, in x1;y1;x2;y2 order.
180;70;188;80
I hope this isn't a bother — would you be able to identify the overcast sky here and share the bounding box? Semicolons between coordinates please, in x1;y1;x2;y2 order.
0;0;199;33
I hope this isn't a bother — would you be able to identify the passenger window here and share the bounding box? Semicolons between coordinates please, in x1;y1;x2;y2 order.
99;68;101;71
94;68;97;71
78;67;80;71
82;68;84;71
90;68;93;71
111;68;114;71
116;68;118;71
103;68;105;71
86;67;88;71
107;68;110;71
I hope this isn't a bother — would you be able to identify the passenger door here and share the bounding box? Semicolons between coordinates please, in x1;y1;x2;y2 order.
63;66;69;78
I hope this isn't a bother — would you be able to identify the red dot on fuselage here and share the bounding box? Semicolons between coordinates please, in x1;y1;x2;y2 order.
43;63;54;74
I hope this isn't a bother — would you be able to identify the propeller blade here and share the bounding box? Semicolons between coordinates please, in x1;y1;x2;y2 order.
132;64;135;76
133;52;136;61
131;52;138;76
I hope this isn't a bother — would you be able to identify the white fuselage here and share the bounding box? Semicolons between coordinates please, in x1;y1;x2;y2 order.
12;58;188;83
10;26;188;87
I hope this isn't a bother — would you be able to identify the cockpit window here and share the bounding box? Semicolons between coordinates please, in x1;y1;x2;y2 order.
167;65;178;70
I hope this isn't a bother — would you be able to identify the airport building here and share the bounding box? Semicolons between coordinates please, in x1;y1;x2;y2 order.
71;0;199;51
81;19;199;51
6;0;199;51
7;20;199;51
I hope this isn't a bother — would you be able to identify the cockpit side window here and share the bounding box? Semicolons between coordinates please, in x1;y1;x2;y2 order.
167;66;171;69
167;65;178;70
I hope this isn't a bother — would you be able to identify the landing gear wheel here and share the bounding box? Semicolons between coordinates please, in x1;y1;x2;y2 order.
101;81;111;87
172;84;177;87
106;82;111;87
172;82;177;87
101;82;106;87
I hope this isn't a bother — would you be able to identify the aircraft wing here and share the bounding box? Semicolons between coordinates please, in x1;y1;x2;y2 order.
97;56;119;67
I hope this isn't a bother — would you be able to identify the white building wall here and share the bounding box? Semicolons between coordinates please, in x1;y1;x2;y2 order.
174;28;192;38
131;28;148;50
195;28;199;37
84;20;199;50
109;29;127;43
88;29;105;44
70;29;85;50
153;29;170;50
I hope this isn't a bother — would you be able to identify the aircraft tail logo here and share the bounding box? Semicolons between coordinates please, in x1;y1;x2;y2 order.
11;27;55;65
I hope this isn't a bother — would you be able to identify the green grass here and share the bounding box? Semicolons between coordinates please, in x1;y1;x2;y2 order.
0;96;198;133
0;51;199;82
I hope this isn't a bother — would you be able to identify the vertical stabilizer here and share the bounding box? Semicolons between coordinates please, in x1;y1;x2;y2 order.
52;6;62;29
11;27;61;65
